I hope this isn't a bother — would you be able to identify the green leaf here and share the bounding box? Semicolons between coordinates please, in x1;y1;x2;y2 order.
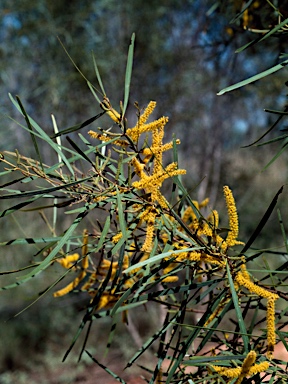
183;354;247;364
226;262;249;352
263;141;288;170
0;235;81;247
277;209;288;255
0;176;92;200
0;208;88;291
116;187;126;236
0;195;42;217
126;312;176;368
122;33;135;117
92;51;106;96
85;350;127;383
123;247;203;274
9;94;75;175
87;81;102;104
217;60;288;95
51;111;105;138
16;96;44;171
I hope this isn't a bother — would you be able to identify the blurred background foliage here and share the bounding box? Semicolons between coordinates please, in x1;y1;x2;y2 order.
1;0;288;381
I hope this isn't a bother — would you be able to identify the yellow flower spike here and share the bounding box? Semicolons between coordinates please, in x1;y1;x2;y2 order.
54;231;91;298
235;270;279;359
139;206;153;222
249;361;270;374
132;162;185;191
267;297;277;359
162;276;179;283
182;206;194;224
211;366;241;378
138;101;157;126
97;291;118;310
126;116;169;142
161;139;180;152
81;272;97;292
122;254;130;270
112;232;123;244
199;197;209;208
106;110;121;123
188;252;202;262
100;259;119;271
152;127;165;175
141;148;153;164
235;350;257;384
56;253;79;269
200;253;225;267
204;295;231;326
197;221;213;237
223;185;241;250
82;229;89;270
239;262;250;281
235;271;279;300
141;212;156;252
152;189;169;209
192;200;200;210
131;157;146;178
212;360;270;379
53;271;86;297
88;131;129;147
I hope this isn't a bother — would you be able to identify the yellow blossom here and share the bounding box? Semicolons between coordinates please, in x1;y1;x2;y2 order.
151;126;165;175
188;252;202;262
239;262;250;281
112;232;123;243
56;253;79;269
199;197;209;208
267;297;277;359
88;130;129;147
200;253;225;267
138;101;157;126
235;271;279;300
235;270;279;359
131;157;146;178
141;209;157;252
212;354;269;381
197;221;213;237
249;361;270;374
234;350;257;384
54;230;91;297
211;365;241;378
222;185;242;250
161;139;181;152
132;162;185;190
162;276;179;283
204;295;231;326
182;206;197;224
53;271;86;297
126;116;169;142
82;229;89;270
97;291;118;310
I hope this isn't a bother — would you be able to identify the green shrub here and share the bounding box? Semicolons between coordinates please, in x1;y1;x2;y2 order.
1;17;288;383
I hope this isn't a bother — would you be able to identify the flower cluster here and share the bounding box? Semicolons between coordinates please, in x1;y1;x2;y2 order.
212;350;269;384
54;101;186;306
162;185;244;282
52;100;279;381
235;263;279;359
89;100;185;252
